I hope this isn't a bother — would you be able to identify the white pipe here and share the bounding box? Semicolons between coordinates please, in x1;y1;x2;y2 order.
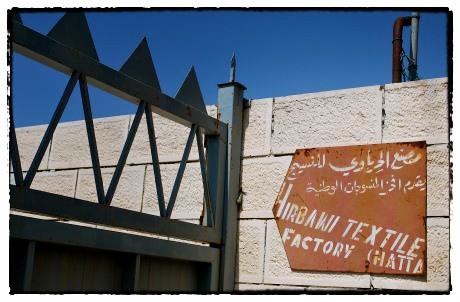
410;12;420;65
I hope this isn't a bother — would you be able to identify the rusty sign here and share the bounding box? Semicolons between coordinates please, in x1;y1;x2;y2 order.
272;141;427;275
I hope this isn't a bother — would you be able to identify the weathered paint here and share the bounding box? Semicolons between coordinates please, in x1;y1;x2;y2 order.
272;141;427;275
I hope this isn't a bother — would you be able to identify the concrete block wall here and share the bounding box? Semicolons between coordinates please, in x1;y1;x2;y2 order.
10;78;449;292
235;77;450;292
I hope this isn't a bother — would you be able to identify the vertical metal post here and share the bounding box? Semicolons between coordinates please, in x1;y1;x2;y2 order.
207;134;226;238
392;17;412;83
208;259;220;291
121;254;140;292
23;241;36;292
216;56;246;291
206;133;226;292
409;12;420;81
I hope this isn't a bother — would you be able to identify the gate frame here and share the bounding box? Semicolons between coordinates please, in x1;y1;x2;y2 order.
9;11;244;293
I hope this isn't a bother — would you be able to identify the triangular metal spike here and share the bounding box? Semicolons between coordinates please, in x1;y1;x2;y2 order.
11;11;23;24
119;38;161;91
175;67;207;114
47;12;99;61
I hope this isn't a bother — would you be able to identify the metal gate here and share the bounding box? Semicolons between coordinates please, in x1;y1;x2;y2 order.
9;11;245;293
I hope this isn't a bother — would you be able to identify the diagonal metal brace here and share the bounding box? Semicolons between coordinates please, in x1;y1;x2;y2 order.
79;75;105;204
24;71;80;187
165;124;197;218
104;101;145;205
145;105;166;217
196;128;214;227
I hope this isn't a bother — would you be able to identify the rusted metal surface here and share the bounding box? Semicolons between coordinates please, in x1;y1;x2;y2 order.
272;141;427;275
392;16;412;83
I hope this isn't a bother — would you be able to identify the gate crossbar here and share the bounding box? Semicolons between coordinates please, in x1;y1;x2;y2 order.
10;186;221;244
11;215;220;265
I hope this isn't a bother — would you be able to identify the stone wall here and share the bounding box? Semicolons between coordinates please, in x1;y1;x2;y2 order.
10;77;450;291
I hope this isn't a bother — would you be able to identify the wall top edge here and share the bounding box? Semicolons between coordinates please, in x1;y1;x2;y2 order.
253;77;448;103
15;77;447;130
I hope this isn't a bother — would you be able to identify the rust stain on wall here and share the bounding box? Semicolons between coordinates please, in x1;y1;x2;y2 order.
272;141;427;275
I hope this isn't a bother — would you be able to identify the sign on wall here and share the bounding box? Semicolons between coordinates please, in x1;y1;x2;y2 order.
272;141;427;275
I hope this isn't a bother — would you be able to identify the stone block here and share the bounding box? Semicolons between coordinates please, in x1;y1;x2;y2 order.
127;105;216;165
29;170;78;198
242;98;272;157
15;125;49;171
236;219;266;283
10;170;77;198
75;165;145;212
272;86;383;155
370;218;450;291
48;116;130;169
142;162;204;220
264;219;371;288
427;144;450;217
240;156;291;218
382;78;448;144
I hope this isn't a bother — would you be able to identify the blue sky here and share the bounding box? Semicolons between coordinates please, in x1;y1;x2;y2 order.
11;9;449;127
